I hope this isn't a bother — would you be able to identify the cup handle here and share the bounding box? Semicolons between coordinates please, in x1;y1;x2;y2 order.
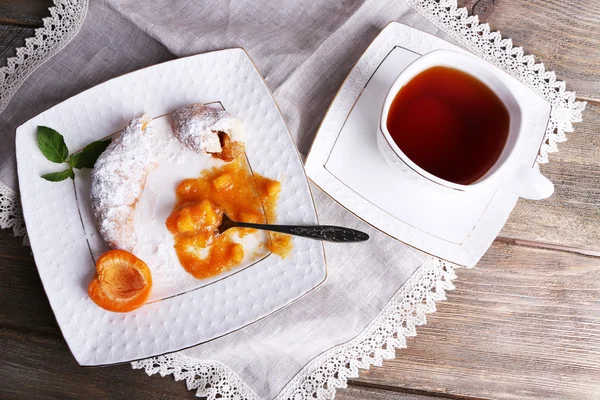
510;163;554;200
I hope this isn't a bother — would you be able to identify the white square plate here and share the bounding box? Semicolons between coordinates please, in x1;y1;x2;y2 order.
16;48;326;366
305;23;551;267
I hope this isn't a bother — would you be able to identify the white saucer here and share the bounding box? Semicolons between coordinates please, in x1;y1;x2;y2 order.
305;23;551;267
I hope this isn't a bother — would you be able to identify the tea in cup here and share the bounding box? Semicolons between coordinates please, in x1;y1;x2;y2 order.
377;49;554;200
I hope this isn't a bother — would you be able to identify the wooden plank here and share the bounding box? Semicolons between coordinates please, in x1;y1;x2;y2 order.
0;328;196;399
351;242;600;400
500;103;600;251
0;25;36;67
338;384;437;400
0;326;441;400
0;228;60;335
0;0;53;27
458;0;600;100
0;333;439;400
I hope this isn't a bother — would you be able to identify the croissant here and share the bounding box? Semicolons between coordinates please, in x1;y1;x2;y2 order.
171;103;245;162
91;115;155;251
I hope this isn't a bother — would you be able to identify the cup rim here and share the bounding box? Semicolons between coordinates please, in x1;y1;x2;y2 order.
379;49;522;191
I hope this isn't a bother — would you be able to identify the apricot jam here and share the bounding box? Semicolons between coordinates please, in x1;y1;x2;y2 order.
166;157;292;279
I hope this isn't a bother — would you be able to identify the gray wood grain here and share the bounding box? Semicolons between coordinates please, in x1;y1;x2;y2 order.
500;103;600;251
0;0;52;27
352;242;600;400
0;228;58;335
458;0;600;100
0;25;36;67
0;328;197;400
336;385;439;400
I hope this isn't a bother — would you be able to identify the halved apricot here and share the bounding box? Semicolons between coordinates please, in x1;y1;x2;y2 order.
88;250;152;313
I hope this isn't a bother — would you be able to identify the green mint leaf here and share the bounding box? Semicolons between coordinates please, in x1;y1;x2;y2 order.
68;153;80;168
41;168;73;182
37;126;69;163
71;139;111;169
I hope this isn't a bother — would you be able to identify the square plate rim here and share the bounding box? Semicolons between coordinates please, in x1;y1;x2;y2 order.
15;47;328;365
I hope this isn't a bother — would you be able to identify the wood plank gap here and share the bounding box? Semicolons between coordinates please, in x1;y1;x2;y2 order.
348;381;490;400
0;323;63;340
576;96;600;106
0;253;35;262
495;236;600;257
0;19;43;28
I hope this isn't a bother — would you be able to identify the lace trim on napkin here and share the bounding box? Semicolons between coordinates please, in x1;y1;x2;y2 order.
132;257;457;400
0;182;26;237
132;354;260;400
0;0;88;236
0;0;89;115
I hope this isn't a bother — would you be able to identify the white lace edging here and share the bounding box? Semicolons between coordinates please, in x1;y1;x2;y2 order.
406;0;586;164
277;257;456;400
0;0;89;115
0;181;26;237
0;0;88;237
132;354;261;400
132;257;458;400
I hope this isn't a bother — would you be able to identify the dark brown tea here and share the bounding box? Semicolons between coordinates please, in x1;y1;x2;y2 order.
386;66;510;185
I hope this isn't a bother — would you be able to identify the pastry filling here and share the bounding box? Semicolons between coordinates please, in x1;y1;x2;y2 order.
208;131;245;162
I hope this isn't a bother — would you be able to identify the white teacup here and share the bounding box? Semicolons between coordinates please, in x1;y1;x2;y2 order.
377;49;554;200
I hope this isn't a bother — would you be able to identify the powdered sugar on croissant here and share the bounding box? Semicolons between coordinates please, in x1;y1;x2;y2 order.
171;103;245;161
91;115;156;251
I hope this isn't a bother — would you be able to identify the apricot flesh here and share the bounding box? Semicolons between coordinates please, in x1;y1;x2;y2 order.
88;250;152;313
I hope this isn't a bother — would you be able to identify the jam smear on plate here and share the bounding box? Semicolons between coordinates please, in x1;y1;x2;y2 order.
166;156;292;279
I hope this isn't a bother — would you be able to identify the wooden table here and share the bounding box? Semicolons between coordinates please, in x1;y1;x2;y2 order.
1;1;599;398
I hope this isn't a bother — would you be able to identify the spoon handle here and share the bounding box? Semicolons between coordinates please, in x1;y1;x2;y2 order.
232;222;369;242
